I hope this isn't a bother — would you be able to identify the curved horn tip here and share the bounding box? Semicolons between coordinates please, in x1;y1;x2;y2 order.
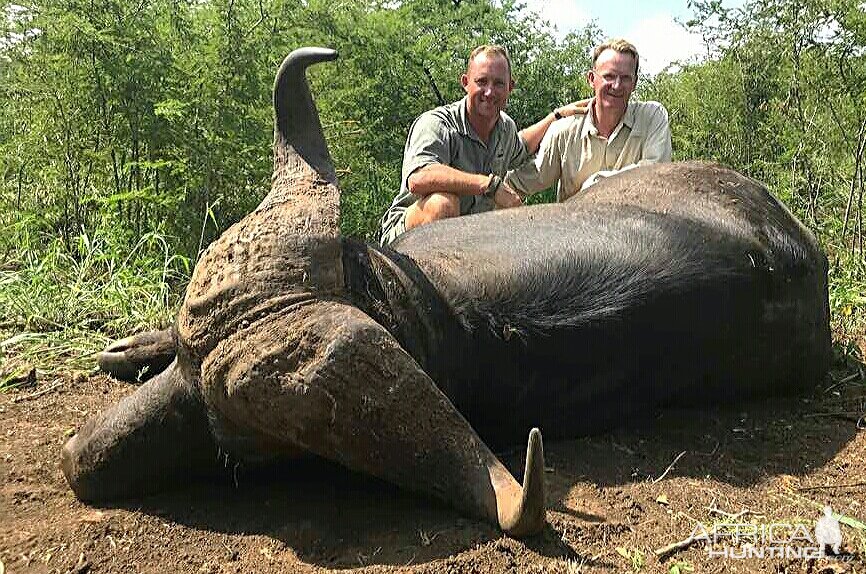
524;427;544;488
281;47;339;73
103;335;134;354
500;427;547;538
528;427;542;450
97;350;137;382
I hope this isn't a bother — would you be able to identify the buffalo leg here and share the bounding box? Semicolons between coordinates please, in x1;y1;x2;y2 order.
61;361;217;501
199;300;546;536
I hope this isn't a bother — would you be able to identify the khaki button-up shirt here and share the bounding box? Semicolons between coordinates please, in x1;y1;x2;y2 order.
506;99;671;202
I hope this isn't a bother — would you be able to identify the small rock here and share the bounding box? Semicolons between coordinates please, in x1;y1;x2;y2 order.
71;553;90;574
79;511;105;523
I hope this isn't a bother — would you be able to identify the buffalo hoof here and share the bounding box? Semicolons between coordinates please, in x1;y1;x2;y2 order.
97;329;176;383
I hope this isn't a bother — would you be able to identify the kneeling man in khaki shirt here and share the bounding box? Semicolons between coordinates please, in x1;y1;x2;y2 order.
506;38;672;202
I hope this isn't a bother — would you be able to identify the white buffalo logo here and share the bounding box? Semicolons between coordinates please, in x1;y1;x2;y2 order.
814;505;843;555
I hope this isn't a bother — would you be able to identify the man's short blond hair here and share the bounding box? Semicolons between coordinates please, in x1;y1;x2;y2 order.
467;44;513;77
592;38;639;76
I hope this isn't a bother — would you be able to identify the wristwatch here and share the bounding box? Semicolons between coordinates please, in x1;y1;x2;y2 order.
483;174;502;200
553;108;563;120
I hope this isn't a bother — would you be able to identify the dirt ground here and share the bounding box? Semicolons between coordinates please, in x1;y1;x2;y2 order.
2;347;866;574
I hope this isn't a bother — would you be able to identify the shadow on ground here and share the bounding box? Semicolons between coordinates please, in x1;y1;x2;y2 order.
106;352;864;570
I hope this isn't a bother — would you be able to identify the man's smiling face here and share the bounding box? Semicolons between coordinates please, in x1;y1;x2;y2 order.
462;52;514;125
588;48;637;112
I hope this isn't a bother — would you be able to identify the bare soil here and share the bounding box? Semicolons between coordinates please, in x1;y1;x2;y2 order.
2;350;866;574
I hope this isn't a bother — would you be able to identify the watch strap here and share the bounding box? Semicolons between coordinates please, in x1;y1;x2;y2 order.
483;174;503;200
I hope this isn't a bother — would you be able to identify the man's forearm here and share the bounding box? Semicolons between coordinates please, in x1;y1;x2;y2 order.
407;164;490;197
519;99;591;154
519;112;558;154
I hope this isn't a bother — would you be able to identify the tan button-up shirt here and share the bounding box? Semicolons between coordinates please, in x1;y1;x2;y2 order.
506;99;671;202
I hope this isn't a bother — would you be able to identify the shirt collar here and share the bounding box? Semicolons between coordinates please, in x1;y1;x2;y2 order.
457;96;501;146
582;98;636;142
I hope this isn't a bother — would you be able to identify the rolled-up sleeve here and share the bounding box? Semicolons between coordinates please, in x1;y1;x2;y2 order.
401;112;451;191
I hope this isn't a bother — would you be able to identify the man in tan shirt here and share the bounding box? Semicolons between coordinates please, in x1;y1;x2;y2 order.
506;39;672;202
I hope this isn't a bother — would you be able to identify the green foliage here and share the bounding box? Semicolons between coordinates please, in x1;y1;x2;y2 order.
668;561;694;574
1;227;185;334
0;223;186;376
0;0;864;377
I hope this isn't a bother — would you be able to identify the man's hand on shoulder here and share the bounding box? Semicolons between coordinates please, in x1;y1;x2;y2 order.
554;98;591;119
519;98;593;155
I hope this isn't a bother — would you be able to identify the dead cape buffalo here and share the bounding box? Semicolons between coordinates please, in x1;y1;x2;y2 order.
61;48;831;537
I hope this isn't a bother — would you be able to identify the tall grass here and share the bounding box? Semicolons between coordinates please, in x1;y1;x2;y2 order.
827;251;866;364
1;175;863;391
339;160;400;242
0;221;188;385
2;203;864;389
